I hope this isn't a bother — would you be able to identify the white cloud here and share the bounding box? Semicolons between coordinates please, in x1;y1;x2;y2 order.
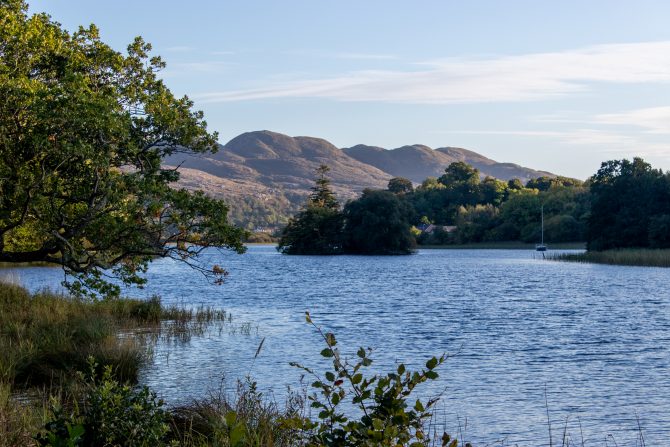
443;129;670;157
194;41;670;104
595;106;670;134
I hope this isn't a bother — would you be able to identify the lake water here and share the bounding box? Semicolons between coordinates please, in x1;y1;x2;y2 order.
5;246;670;446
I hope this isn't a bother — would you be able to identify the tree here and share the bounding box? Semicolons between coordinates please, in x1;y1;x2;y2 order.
387;177;414;195
309;164;339;210
343;190;415;255
438;161;479;186
587;158;670;250
277;166;343;255
507;178;524;190
0;1;246;296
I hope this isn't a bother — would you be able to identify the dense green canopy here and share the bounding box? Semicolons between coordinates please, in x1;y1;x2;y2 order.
587;158;670;250
0;0;245;296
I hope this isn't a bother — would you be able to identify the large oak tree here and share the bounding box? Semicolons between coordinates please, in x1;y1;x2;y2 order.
0;0;245;296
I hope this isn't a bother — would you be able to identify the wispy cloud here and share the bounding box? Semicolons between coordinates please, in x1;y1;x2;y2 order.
443;129;670;157
195;41;670;104
594;106;670;134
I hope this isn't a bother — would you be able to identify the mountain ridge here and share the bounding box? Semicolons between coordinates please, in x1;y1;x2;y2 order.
165;130;559;229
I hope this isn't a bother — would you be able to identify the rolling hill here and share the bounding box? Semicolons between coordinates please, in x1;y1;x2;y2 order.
164;130;556;229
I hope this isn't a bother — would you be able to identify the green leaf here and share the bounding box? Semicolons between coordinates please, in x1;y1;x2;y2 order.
425;371;439;380
426;357;438;370
320;348;334;358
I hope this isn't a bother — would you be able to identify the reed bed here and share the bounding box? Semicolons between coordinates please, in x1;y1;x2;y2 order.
550;248;670;267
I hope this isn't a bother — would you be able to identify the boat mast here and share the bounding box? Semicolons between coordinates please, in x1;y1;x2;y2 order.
541;205;544;245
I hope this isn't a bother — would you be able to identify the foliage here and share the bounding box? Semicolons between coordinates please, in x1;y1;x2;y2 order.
279;161;590;251
408;162;587;246
36;358;169;446
169;378;307;447
310;165;340;210
277;206;345;255
453;205;500;244
0;0;246;297
526;176;583;191
291;312;460;447
343;190;416;255
587;158;670;250
388;177;414;195
278;166;344;255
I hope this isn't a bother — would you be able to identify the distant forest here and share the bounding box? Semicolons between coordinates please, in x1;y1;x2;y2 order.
277;157;670;254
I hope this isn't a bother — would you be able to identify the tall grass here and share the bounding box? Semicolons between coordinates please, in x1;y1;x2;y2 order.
550;248;670;267
0;281;237;445
168;379;307;447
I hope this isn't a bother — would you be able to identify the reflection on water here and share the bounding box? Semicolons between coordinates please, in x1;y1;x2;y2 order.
7;246;670;445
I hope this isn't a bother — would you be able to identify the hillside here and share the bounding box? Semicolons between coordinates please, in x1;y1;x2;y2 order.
164;130;556;230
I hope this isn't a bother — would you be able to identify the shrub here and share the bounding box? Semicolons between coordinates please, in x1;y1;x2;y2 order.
292;312;462;447
37;358;169;446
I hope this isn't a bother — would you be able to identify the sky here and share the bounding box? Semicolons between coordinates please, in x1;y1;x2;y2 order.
28;0;670;179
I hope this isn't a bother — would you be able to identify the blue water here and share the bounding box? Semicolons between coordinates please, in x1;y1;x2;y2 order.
5;246;670;446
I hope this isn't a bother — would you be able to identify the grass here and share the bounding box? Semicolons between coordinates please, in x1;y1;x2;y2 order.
0;281;238;446
550;248;670;267
168;379;307;447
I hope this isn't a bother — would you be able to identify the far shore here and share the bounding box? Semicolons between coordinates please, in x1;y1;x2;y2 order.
419;241;586;250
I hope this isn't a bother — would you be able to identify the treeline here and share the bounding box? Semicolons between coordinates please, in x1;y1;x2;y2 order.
406;162;588;245
278;162;587;254
278;157;670;254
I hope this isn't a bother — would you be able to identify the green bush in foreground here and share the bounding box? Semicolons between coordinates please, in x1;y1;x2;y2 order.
37;358;169;447
292;312;459;447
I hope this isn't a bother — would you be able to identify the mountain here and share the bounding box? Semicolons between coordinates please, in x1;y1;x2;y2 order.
164;130;556;229
343;144;554;183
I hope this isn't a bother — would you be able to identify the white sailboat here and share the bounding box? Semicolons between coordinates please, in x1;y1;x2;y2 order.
535;205;547;252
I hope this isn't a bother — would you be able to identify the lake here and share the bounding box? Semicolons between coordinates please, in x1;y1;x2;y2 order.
5;246;670;446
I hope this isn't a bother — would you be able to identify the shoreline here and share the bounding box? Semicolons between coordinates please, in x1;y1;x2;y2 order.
419;241;586;250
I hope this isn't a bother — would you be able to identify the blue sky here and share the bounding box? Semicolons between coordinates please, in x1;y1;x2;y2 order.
29;0;670;179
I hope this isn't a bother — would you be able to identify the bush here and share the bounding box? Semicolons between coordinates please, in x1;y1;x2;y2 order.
37;358;169;446
292;312;462;447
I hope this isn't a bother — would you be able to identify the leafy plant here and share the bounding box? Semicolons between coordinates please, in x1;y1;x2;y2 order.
36;357;170;446
292;312;463;447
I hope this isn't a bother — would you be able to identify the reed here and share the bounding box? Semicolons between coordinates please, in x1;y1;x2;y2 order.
168;379;307;447
550;248;670;267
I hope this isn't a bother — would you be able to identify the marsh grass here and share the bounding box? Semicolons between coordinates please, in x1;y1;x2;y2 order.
0;281;240;445
168;379;307;447
550;248;670;267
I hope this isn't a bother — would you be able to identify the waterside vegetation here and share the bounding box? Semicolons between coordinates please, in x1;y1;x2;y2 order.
1;281;459;447
551;248;670;268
